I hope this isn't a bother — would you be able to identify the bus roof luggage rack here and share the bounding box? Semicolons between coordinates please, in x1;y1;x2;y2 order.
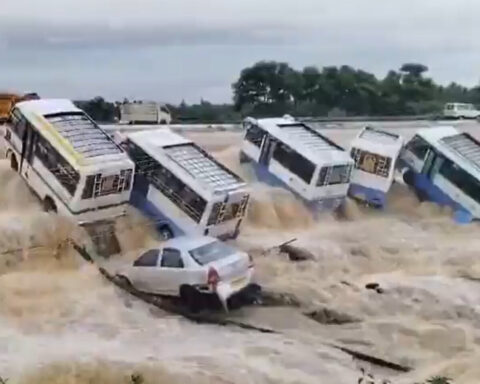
164;143;245;191
441;133;480;171
359;126;400;144
45;113;122;158
277;123;344;151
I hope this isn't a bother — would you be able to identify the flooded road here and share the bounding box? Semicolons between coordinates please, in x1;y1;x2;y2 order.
1;120;480;383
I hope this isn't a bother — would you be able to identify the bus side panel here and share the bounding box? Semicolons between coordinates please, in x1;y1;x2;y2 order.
130;181;197;236
410;171;465;211
432;174;480;218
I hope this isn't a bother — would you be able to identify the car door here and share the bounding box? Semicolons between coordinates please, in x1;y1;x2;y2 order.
129;249;161;292
158;248;187;295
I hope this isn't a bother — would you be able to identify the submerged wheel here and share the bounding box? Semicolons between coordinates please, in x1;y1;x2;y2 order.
115;274;133;289
158;224;174;241
180;285;204;313
43;196;57;213
10;154;18;172
239;151;251;164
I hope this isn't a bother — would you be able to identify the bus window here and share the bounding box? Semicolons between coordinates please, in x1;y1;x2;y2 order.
406;135;430;160
35;134;80;195
317;165;351;186
439;159;480;204
272;141;315;183
10;109;27;139
245;124;266;148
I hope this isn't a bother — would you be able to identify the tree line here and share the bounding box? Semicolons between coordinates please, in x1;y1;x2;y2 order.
233;61;480;117
75;61;480;123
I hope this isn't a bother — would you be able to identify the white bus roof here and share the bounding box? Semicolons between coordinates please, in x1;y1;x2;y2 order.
249;117;352;165
127;129;247;193
351;126;404;157
16;99;126;166
417;126;480;176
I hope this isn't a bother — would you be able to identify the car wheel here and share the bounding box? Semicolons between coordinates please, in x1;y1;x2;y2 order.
158;224;174;241
43;196;57;213
115;274;133;289
180;285;204;313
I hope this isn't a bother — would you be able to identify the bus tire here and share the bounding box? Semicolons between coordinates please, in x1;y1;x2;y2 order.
10;154;18;172
43;196;57;213
239;151;251;164
180;285;203;313
158;224;174;241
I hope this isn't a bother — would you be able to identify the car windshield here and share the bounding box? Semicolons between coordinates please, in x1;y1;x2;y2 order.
189;241;237;265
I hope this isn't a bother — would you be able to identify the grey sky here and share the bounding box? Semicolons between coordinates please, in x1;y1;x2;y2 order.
0;0;479;103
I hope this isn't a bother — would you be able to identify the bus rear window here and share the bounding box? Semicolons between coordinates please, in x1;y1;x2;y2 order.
351;148;392;178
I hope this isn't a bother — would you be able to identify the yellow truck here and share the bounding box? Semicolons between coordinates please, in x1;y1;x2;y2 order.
0;92;40;122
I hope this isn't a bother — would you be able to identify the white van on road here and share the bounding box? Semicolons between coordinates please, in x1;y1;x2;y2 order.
443;103;480;120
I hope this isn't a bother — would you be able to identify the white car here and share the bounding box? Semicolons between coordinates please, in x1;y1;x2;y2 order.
443;103;480;119
115;236;258;311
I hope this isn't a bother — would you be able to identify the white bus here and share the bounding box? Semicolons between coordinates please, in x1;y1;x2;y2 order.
398;126;480;223
120;102;172;125
348;127;404;207
116;129;250;240
240;116;354;212
3;99;135;225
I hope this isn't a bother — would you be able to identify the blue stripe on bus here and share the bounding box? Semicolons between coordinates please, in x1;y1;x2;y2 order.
407;170;473;224
348;183;387;208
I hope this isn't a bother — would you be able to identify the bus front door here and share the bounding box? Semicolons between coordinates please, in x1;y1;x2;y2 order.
259;137;276;167
19;124;37;178
421;149;437;179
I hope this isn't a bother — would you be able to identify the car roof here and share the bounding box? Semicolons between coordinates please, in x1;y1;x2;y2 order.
162;235;218;251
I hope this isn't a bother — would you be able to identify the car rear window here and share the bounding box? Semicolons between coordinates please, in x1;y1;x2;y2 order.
189;241;237;265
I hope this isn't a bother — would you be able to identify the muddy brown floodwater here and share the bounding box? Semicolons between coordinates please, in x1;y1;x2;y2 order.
1;122;480;384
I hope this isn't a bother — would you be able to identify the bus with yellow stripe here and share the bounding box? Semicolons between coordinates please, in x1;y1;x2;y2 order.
3;99;135;226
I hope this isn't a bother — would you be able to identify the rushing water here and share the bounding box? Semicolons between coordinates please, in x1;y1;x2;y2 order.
1;126;480;383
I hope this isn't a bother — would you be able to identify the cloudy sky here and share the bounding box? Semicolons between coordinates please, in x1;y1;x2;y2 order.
0;0;478;103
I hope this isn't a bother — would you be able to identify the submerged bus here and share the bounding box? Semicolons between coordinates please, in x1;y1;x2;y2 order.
117;129;250;240
398;126;480;223
240;116;353;212
348;127;404;207
3;99;134;224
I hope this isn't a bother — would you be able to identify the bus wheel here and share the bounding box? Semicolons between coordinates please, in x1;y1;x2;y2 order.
10;155;18;172
239;151;251;164
43;197;57;213
158;224;174;241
